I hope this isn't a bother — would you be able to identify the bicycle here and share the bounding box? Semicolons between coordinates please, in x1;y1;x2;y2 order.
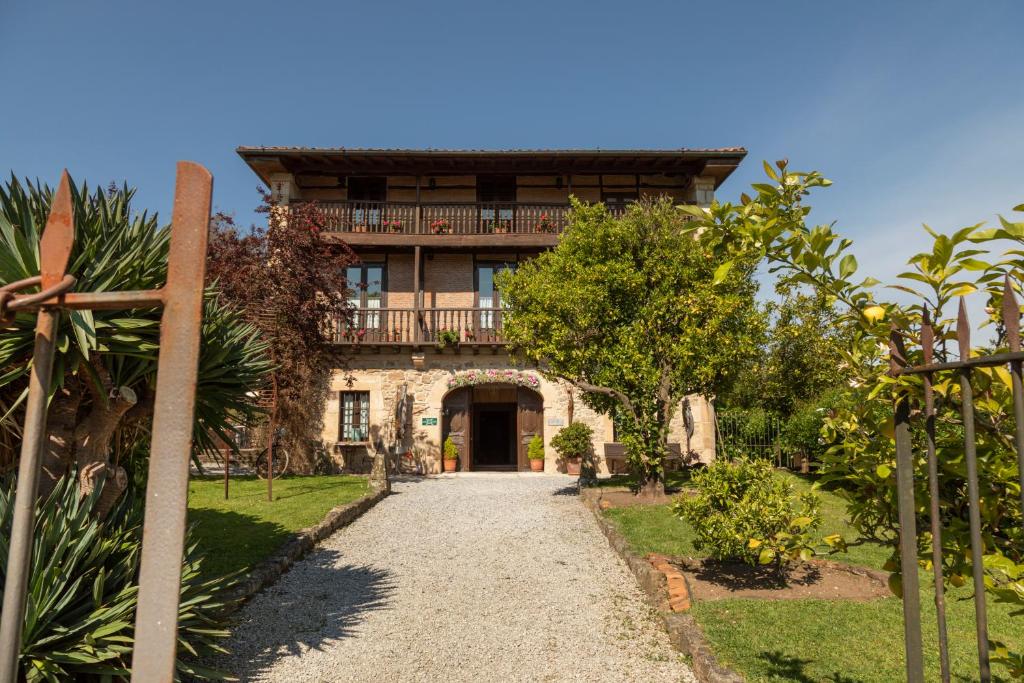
252;428;290;479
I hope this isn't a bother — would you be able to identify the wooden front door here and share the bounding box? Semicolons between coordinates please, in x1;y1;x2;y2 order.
516;387;544;470
442;387;471;471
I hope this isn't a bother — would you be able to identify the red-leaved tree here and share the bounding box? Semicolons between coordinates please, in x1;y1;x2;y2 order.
206;193;357;471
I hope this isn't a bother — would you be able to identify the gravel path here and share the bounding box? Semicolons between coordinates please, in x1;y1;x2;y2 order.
220;473;695;682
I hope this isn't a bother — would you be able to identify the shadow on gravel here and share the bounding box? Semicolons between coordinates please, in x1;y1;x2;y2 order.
225;549;396;680
550;484;580;497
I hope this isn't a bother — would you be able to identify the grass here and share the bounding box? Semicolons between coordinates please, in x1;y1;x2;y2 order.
602;471;1023;682
187;474;369;579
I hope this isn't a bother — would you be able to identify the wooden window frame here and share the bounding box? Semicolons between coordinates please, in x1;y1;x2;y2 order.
340;390;370;443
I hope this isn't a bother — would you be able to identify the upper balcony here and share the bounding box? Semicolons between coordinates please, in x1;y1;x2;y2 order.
315;201;592;247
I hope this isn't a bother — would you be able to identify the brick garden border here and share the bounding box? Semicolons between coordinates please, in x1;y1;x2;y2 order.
580;487;744;683
222;484;389;611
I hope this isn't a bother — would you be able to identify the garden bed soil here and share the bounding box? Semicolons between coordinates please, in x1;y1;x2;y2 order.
676;557;891;602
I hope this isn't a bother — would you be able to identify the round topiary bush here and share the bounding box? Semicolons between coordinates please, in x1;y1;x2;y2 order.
549;422;593;461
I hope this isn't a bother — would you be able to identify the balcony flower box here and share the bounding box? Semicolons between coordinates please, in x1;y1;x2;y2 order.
430;219;453;235
535;213;557;233
383;220;403;233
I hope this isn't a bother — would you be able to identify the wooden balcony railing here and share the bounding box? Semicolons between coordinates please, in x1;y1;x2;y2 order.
315;201;569;236
332;307;506;345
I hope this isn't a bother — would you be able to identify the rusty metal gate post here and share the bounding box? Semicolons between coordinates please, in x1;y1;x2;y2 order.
0;162;212;683
889;328;925;683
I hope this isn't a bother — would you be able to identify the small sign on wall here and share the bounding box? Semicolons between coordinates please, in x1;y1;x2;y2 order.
421;417;438;426
547;417;565;426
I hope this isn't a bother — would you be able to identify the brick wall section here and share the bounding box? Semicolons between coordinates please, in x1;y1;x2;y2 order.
423;253;474;309
387;253;414;309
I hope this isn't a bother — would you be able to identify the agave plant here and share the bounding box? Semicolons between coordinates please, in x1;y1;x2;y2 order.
0;473;237;681
0;175;272;493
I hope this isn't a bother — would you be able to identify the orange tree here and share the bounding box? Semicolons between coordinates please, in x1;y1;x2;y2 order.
498;198;761;498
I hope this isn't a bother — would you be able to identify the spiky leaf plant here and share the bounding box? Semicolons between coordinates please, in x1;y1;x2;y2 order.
0;473;237;681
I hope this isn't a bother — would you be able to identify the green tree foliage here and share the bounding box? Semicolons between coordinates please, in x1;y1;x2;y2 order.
0;474;236;681
681;159;1024;676
499;198;761;497
673;457;822;572
723;284;850;417
0;176;270;510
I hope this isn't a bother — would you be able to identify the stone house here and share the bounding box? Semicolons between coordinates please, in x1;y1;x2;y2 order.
237;148;746;474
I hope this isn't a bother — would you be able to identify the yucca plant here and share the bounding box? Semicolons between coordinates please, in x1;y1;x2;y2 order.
0;175;272;496
0;473;237;681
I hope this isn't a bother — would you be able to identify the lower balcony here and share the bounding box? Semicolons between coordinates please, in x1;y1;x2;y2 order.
331;307;506;348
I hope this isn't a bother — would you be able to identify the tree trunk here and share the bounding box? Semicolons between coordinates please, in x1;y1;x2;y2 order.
74;384;136;517
637;471;665;501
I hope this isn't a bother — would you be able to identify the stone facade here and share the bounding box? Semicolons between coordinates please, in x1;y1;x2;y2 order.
321;350;716;475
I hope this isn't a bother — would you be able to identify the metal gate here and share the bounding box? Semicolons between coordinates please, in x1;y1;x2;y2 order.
890;283;1024;682
0;162;211;682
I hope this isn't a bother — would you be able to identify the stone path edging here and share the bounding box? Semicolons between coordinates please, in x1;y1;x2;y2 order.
580;487;744;683
223;485;389;611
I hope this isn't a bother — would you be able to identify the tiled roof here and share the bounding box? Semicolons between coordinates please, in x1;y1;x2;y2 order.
237;146;747;155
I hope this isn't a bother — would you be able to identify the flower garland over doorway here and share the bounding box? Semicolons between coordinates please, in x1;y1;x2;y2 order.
447;369;541;390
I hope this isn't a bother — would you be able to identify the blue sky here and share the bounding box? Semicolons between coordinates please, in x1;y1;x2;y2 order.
2;0;1023;306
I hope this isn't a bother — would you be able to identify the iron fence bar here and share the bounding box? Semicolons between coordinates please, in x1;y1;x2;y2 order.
0;310;61;683
131;162;211;682
903;350;1024;374
921;314;951;683
0;172;75;683
1002;277;1024;519
890;328;925;683
956;300;991;681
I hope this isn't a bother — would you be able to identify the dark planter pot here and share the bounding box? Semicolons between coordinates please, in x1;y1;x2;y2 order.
565;457;582;476
529;458;544;472
443;459;457;473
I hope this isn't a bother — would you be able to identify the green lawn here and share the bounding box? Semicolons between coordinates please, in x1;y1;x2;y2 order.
602;472;1023;682
188;475;369;579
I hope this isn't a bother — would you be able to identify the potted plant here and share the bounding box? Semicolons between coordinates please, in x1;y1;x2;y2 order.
535;213;557;233
436;327;459;349
550;422;593;476
492;219;510;234
384;219;403;233
443;435;458;472
430;219;452;235
527;434;545;472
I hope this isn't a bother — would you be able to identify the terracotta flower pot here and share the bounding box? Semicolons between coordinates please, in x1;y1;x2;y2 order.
565;457;582;476
529;458;544;472
443;459;457;473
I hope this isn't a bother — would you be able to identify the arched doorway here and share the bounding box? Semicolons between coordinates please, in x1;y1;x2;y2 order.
441;383;543;471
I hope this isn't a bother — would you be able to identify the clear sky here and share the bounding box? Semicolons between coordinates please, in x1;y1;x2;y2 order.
2;0;1022;303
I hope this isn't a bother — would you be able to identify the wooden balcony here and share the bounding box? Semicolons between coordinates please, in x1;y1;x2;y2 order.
331;307;506;348
311;201;576;247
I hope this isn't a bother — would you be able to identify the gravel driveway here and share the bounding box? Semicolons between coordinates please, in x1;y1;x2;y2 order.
220;473;695;682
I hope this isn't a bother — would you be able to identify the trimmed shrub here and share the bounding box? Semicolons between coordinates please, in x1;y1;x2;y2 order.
527;435;545;460
673;457;821;570
549;422;593;461
442;436;458;461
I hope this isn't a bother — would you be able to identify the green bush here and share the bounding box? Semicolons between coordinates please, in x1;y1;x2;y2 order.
442;436;458;461
549;422;593;460
0;474;236;681
673;457;822;570
527;435;545;460
780;388;850;464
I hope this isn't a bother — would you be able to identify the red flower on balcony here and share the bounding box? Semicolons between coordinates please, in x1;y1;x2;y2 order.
430;219;452;235
535;213;557;233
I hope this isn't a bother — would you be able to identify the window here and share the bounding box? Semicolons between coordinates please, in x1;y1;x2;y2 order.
477;175;516;229
340;391;370;442
601;192;638;213
347;177;387;226
346;263;386;329
476;261;516;329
